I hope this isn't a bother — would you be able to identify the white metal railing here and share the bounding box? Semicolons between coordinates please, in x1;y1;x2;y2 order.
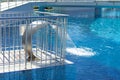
0;0;55;11
0;0;27;11
0;11;67;73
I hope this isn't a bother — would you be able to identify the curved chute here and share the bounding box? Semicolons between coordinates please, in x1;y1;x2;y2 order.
20;20;61;61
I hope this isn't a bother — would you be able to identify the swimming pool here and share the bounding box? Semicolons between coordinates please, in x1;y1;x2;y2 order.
1;6;120;80
52;7;120;80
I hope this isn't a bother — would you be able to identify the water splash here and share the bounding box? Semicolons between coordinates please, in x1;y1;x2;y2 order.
66;47;96;57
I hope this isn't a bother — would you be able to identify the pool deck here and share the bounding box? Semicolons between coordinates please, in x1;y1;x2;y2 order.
0;48;72;73
0;1;28;11
1;1;120;12
0;0;54;11
40;2;120;7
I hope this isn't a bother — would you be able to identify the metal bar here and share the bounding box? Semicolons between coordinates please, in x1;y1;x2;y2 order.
45;18;48;66
36;18;39;67
8;17;11;80
25;18;28;69
13;19;16;72
18;20;22;80
40;25;43;66
62;18;67;64
0;11;67;74
49;20;52;66
61;18;65;63
29;18;32;68
3;19;6;73
42;19;45;66
8;18;10;73
0;16;68;20
55;18;58;66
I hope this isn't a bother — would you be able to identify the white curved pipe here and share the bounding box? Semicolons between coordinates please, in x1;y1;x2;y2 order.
20;20;49;61
20;20;62;61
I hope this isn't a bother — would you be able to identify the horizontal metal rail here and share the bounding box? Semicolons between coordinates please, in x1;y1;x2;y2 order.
0;16;68;19
0;11;67;74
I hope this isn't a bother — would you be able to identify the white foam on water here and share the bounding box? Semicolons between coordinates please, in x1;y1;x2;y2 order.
66;47;96;57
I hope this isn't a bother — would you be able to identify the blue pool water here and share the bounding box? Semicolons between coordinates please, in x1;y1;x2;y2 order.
66;17;120;80
65;7;120;80
1;7;120;80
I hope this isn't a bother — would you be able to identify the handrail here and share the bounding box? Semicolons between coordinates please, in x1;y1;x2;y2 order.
35;11;69;17
0;9;67;72
0;11;68;19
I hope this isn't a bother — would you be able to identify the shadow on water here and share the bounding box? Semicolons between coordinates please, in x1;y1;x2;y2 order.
0;65;66;80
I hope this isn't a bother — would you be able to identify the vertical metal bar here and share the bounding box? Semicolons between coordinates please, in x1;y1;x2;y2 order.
2;14;4;74
8;18;11;78
2;19;5;74
4;17;7;72
60;18;63;63
57;18;61;60
57;18;63;62
62;17;67;64
25;18;28;69
35;19;37;68
19;18;22;71
40;19;43;66
58;18;64;64
0;16;1;71
44;18;46;66
57;18;61;63
0;21;3;73
36;19;39;68
11;18;16;79
55;18;58;65
29;18;32;68
50;20;53;66
42;19;45;66
18;19;22;80
45;19;48;66
16;19;19;67
58;18;62;63
42;18;45;66
40;25;42;66
14;18;17;80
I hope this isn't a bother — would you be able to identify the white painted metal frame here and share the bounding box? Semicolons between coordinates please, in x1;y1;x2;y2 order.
0;11;67;73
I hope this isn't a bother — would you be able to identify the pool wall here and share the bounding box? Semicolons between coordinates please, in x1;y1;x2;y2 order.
2;2;120;18
3;2;96;18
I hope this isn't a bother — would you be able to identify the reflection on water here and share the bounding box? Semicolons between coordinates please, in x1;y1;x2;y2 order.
90;18;120;42
91;8;120;43
0;65;65;80
102;8;120;18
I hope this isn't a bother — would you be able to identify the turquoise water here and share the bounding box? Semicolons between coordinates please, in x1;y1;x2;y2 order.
68;16;120;69
91;18;120;42
65;7;120;80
